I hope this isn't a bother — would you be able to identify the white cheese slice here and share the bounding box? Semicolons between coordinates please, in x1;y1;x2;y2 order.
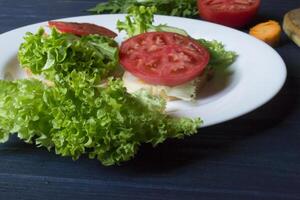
123;71;207;101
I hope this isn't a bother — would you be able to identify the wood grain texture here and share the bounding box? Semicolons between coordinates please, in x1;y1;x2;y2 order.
1;0;300;199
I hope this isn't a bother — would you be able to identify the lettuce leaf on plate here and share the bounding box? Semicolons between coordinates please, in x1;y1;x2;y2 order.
18;28;119;87
117;6;188;37
197;39;237;69
0;28;202;166
88;0;198;18
0;79;201;166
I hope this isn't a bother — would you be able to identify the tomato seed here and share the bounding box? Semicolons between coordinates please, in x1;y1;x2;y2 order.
171;65;186;73
178;52;192;62
205;0;224;6
168;53;179;62
148;45;161;52
233;0;254;5
154;36;166;46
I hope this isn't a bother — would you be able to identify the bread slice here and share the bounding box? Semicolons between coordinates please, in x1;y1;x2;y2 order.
24;68;54;86
283;8;300;47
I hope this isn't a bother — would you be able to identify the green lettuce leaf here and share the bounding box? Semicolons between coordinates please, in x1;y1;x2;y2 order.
18;28;119;86
197;39;237;69
117;6;188;37
88;0;198;18
117;6;157;37
0;79;201;165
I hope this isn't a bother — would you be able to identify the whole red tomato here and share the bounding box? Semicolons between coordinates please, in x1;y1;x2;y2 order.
197;0;261;28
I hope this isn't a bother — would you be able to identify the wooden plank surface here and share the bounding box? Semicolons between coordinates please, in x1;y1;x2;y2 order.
0;0;300;199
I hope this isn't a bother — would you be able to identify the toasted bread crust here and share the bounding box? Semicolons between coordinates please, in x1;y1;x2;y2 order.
283;8;300;47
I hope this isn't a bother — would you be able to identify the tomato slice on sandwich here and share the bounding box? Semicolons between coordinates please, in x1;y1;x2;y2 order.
48;21;117;38
120;32;210;87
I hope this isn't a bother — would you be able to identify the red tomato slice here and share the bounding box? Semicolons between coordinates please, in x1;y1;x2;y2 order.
197;0;260;28
120;32;210;86
48;21;117;38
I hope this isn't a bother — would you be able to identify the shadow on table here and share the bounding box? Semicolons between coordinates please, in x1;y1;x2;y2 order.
111;76;298;174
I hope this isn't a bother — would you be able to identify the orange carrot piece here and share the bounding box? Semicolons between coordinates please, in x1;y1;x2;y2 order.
249;20;281;46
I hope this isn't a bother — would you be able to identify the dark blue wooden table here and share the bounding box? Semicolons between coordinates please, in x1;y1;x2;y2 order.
1;0;300;199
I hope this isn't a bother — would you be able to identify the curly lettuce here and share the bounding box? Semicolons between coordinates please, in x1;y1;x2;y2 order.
0;79;201;166
88;0;198;18
117;6;188;37
197;39;237;69
18;28;119;86
0;28;202;165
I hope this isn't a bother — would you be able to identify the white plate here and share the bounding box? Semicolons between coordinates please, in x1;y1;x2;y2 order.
0;14;286;127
